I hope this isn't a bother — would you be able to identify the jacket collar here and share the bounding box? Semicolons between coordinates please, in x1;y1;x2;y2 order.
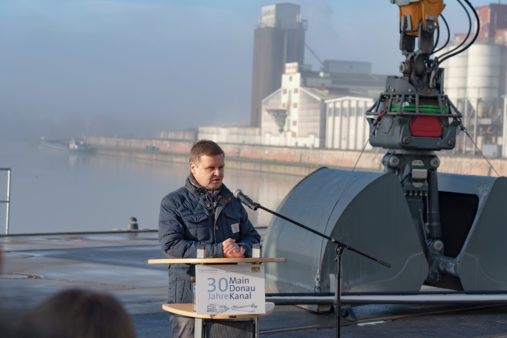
185;174;208;195
185;175;232;209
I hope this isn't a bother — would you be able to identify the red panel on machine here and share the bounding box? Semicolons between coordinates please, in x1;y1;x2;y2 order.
409;116;442;137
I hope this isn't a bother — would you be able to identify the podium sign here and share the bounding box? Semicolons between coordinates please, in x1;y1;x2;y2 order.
195;264;265;315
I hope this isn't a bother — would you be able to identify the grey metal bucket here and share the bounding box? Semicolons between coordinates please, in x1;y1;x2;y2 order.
264;167;507;293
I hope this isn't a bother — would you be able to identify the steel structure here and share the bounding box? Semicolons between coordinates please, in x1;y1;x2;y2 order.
264;0;507;297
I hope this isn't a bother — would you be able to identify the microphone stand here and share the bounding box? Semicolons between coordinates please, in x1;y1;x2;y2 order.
245;200;391;338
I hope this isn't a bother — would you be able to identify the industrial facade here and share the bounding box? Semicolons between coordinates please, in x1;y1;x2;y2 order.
196;58;385;149
325;96;374;151
260;62;381;149
261;66;328;148
250;3;306;128
442;3;507;157
192;3;507;159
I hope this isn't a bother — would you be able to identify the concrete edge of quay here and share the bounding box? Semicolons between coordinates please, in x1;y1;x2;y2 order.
86;136;507;177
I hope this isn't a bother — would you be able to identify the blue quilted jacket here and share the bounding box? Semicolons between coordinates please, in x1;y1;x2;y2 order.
158;176;260;303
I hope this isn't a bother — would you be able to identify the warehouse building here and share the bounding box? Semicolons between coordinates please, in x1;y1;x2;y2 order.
325;96;374;151
259;62;382;149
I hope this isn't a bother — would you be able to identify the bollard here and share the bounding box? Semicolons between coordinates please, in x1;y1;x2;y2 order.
127;217;139;231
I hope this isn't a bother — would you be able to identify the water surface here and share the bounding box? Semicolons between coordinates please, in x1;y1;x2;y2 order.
0;140;302;234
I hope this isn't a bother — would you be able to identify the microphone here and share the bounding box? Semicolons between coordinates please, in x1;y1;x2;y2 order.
233;189;259;210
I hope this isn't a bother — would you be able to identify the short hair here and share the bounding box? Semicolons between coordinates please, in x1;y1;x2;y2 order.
189;140;224;163
15;289;136;338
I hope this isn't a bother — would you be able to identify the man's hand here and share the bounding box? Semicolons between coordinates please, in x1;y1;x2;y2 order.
222;238;245;258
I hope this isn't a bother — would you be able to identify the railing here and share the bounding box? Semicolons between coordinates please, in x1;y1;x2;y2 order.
0;168;11;234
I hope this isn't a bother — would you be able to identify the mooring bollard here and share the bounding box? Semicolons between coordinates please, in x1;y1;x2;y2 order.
127;217;139;231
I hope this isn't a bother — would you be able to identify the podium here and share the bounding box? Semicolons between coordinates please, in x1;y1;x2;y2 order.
148;257;285;338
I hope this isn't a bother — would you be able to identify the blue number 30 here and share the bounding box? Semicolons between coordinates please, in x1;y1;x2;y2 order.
207;277;216;292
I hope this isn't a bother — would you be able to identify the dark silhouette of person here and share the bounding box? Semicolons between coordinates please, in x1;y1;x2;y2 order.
15;288;136;338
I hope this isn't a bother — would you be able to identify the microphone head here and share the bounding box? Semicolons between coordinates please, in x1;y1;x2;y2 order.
233;189;242;198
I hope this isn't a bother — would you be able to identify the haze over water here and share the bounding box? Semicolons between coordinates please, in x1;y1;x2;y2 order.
0;140;301;234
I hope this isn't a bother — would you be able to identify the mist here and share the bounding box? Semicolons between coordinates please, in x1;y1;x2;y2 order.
0;0;495;141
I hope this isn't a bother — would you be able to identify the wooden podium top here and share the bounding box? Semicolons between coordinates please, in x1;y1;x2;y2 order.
162;302;275;319
148;257;286;264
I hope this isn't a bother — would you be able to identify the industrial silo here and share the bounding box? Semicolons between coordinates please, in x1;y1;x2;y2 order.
250;4;306;128
443;46;468;105
466;43;502;109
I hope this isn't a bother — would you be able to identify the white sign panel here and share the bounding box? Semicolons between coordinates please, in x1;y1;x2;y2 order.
195;264;265;315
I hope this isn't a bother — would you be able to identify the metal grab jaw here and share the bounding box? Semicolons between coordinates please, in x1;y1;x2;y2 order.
264;168;507;294
365;64;468;289
265;58;507;294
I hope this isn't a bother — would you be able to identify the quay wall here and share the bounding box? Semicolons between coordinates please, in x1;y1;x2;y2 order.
86;137;507;177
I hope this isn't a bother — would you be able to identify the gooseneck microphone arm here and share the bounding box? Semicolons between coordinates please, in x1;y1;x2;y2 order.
233;189;390;268
260;203;390;267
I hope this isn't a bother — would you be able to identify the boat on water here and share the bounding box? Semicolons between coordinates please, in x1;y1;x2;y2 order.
39;137;95;153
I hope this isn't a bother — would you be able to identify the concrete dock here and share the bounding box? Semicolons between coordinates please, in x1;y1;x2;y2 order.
2;232;507;337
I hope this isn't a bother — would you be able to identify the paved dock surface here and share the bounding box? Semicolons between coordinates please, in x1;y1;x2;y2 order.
2;232;507;337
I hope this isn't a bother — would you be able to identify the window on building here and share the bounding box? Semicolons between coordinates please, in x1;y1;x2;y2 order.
289;76;292;81
292;132;296;137
328;107;334;117
283;89;287;94
293;102;298;108
294;88;298;94
292;120;297;126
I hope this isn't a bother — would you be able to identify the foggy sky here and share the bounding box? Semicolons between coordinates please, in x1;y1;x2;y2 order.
0;0;496;140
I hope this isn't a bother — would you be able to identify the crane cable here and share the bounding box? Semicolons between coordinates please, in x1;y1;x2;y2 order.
318;104;386;266
436;0;480;66
432;14;450;55
344;0;494;178
458;121;501;177
305;43;324;67
436;0;472;61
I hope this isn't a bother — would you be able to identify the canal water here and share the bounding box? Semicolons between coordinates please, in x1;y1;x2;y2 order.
0;139;303;234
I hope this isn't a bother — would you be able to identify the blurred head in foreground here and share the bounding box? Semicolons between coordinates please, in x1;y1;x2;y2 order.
15;288;136;338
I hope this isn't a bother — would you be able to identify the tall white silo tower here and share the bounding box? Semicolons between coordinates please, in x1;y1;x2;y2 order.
466;44;502;110
444;47;468;104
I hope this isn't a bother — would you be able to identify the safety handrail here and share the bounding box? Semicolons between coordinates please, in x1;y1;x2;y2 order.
0;168;11;234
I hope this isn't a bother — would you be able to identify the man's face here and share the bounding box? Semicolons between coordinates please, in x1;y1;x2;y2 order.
190;154;225;190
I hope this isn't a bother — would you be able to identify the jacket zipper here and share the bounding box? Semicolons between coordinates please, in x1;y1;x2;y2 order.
212;209;217;243
213;198;229;243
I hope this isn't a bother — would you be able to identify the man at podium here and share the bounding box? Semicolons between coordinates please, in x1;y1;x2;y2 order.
159;139;261;338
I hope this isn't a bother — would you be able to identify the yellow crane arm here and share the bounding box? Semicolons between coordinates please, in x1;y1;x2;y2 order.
394;0;445;36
